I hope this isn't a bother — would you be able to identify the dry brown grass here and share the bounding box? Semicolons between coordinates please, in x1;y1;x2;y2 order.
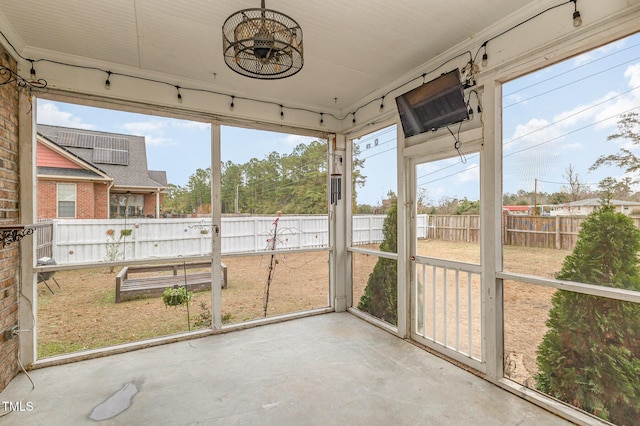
418;240;568;382
38;240;570;383
37;252;330;358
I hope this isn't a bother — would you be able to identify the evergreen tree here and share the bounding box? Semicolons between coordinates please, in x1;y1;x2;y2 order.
357;197;397;325
535;204;640;425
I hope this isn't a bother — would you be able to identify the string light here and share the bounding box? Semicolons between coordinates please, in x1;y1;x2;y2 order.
0;0;578;128
477;1;580;73
481;44;488;67
104;71;111;90
571;0;582;27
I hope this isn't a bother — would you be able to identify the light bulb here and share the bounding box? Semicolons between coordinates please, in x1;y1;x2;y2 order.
104;71;112;90
573;10;582;27
481;53;488;67
29;62;36;80
230;97;235;111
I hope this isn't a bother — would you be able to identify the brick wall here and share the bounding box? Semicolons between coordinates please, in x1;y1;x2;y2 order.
94;182;108;218
143;193;163;218
0;45;21;391
38;180;109;219
37;180;56;219
76;181;94;218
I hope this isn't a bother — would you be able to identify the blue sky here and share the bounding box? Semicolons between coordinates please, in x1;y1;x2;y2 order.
36;101;317;191
37;31;640;206
416;31;640;204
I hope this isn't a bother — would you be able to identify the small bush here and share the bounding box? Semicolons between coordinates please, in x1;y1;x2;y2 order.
357;198;397;325
161;286;193;307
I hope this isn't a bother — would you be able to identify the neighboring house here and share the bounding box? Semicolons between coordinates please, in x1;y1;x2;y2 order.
503;205;533;215
37;125;167;220
550;198;640;216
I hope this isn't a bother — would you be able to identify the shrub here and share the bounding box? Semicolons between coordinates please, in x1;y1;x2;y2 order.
161;286;193;307
535;205;640;424
357;198;397;325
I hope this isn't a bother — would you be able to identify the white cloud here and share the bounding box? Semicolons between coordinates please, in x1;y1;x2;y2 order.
505;117;567;154
37;101;95;129
172;120;210;130
282;134;317;145
145;136;178;147
507;62;640;155
121;120;187;146
504;93;524;106
121;120;167;136
572;38;628;66
456;163;479;184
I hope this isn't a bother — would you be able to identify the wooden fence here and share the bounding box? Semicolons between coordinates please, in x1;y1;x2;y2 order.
427;215;480;243
504;214;584;250
427;214;640;251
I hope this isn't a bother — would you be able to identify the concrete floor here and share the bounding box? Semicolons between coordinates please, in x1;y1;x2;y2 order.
1;313;572;425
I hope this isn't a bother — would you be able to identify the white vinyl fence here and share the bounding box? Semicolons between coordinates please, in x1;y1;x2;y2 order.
42;215;430;264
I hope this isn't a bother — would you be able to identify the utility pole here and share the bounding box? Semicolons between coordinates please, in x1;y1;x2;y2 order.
534;178;538;215
235;184;239;214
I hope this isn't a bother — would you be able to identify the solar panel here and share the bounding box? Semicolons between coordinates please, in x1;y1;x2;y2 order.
58;131;94;148
57;131;130;165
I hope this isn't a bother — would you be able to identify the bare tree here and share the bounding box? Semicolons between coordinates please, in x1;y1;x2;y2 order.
562;164;586;201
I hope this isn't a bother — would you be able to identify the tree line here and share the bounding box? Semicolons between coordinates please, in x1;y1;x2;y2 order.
164;140;366;215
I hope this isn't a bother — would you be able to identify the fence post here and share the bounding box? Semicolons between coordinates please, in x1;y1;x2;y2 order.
555;215;560;250
502;212;508;245
133;229;139;259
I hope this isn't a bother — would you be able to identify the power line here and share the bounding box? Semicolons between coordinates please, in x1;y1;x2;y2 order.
418;105;640;188
354;126;396;146
504;42;640;97
505;105;640;157
504;56;640;108
417;154;479;181
504;84;640;147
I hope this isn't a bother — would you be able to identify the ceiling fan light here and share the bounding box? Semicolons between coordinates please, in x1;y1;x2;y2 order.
222;0;303;80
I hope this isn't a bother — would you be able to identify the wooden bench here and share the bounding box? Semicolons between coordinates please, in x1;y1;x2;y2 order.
115;261;227;303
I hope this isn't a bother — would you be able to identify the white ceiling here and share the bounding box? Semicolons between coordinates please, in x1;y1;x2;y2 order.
0;0;535;115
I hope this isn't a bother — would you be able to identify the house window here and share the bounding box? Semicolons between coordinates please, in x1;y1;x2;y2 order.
57;183;76;218
109;194;144;218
